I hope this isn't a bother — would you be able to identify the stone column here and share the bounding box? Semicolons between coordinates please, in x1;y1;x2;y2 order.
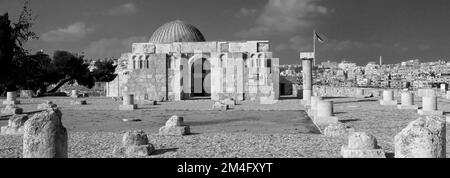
397;92;418;109
113;130;155;157
418;96;443;116
3;91;20;105
314;100;339;127
23;108;68;158
395;116;446;158
317;100;333;117
302;58;313;106
120;94;137;111
309;96;322;118
7;91;16;101
380;90;397;106
356;88;364;98
70;90;79;98
440;84;447;92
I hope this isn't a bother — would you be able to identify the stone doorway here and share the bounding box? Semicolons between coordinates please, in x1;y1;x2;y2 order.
191;57;211;97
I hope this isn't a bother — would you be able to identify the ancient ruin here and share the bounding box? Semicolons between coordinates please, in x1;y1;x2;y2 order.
379;90;397;106
22;108;68;158
397;92;418;110
119;94;138;111
159;115;190;136
106;20;280;103
0;114;28;135
418;96;443;116
113;130;155;157
341;132;386;158
394;116;446;158
314;100;339;126
2;91;20;105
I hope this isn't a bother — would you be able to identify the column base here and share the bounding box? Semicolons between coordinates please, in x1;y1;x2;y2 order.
3;100;20;105
119;104;137;111
341;146;386;158
314;116;339;127
397;105;419;110
379;100;397;106
417;109;443;116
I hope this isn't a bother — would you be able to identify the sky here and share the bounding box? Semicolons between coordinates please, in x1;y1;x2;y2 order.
1;0;450;65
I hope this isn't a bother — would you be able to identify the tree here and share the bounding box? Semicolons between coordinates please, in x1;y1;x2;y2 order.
0;1;37;93
91;59;117;83
16;51;53;91
46;51;95;93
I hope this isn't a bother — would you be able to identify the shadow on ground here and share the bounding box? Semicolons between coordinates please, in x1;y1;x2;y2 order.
153;148;178;156
186;117;260;126
334;99;378;104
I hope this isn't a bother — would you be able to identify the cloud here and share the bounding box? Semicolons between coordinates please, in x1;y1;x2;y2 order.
107;3;138;16
84;36;148;59
236;0;327;38
41;22;94;42
236;8;258;17
276;35;385;54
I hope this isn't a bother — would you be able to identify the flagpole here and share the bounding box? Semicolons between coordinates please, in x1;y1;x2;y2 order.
313;29;316;67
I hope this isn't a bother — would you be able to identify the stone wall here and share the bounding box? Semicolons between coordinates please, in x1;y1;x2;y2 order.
313;86;446;98
122;54;174;102
107;40;280;102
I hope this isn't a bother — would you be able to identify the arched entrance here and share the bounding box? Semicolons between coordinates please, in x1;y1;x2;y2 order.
190;57;211;97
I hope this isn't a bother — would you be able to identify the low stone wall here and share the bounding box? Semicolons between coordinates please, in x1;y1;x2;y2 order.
312;86;446;98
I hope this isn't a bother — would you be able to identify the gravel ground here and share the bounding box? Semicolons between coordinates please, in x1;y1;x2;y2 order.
0;132;344;158
1;96;449;158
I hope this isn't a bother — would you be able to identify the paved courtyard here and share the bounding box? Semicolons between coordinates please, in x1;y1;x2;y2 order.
0;96;449;158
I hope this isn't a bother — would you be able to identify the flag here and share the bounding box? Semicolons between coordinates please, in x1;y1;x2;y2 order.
315;32;326;43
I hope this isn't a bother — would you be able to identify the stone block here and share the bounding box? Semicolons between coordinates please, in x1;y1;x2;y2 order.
341;147;386;158
341;132;386;158
113;130;155;157
212;102;229;111
144;100;157;105
0;114;28;135
165;115;184;127
159;125;190;136
23;108;67;158
221;98;236;106
2;100;20;105
20;90;34;98
397;105;419;110
395;116;446;158
70;100;87;105
159;116;190;136
323;123;355;137
1;105;23;115
37;101;58;110
119;104;137;111
379;100;397;106
417;110;443;116
314;116;339;127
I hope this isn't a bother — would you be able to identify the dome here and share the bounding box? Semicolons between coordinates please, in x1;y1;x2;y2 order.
149;20;206;43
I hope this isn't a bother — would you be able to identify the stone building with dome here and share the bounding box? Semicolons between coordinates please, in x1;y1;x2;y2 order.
106;20;280;102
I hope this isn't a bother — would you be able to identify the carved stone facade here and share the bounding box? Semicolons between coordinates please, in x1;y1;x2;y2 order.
106;41;280;102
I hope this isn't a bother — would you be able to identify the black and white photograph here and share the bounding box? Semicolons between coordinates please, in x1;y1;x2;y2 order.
0;0;449;176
